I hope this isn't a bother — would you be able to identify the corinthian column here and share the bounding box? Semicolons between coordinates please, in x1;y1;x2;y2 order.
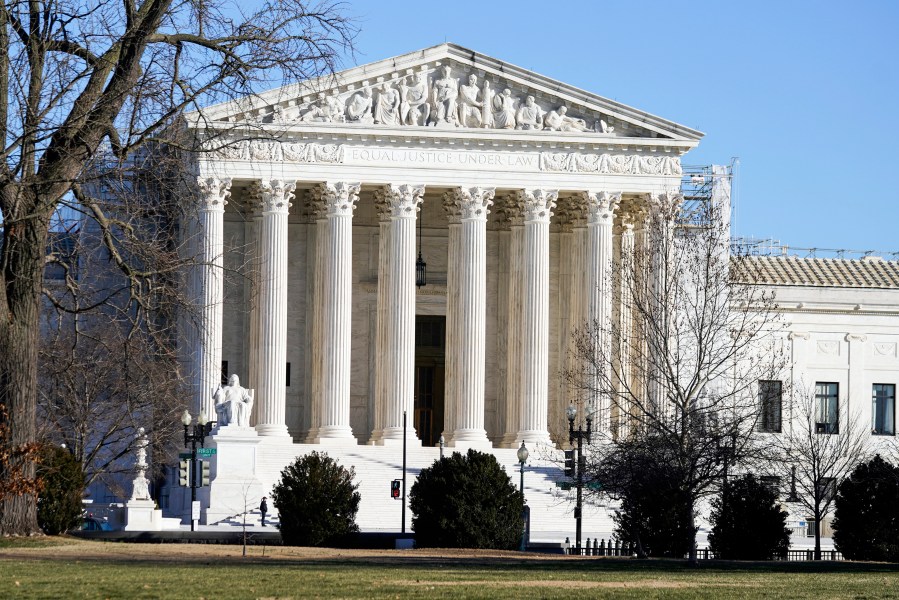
315;182;360;443
516;188;558;447
583;191;620;430
194;177;230;419
254;179;294;438
449;187;495;447
378;184;425;445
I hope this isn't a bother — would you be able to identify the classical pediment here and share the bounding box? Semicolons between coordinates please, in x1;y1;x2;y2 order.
192;44;702;144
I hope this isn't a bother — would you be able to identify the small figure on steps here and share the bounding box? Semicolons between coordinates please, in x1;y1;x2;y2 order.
259;496;268;527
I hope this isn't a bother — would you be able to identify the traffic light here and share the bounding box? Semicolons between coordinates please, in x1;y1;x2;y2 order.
200;459;211;486
179;459;190;487
391;479;401;499
563;450;575;477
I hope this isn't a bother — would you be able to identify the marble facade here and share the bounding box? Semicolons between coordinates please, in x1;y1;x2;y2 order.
182;44;700;450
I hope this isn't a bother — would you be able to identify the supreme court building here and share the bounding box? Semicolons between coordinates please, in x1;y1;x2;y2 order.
184;43;699;454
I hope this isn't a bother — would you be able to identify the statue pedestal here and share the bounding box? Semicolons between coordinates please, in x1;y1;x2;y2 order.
202;426;267;526
123;499;180;531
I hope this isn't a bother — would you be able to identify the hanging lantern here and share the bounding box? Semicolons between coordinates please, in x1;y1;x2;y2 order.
416;250;427;288
416;212;427;288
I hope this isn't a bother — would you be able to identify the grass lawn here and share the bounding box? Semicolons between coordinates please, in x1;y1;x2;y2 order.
1;537;898;599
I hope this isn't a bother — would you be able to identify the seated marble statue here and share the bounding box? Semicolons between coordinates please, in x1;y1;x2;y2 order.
516;95;544;130
213;374;254;428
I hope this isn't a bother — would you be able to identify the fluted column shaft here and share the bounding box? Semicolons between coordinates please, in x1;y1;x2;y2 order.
618;221;635;433
194;177;230;419
380;184;424;444
442;194;461;442
315;182;360;443
255;180;294;437
451;187;495;446
369;199;392;443
585;192;620;428
517;189;558;446
501;206;524;446
246;188;263;425
305;204;327;442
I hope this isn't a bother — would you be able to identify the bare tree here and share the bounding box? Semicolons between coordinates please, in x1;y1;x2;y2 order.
766;385;868;560
0;0;356;535
566;189;788;562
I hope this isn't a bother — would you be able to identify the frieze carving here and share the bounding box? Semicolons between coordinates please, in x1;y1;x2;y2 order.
540;152;682;175
817;340;840;356
874;342;896;357
254;65;626;136
213;140;345;164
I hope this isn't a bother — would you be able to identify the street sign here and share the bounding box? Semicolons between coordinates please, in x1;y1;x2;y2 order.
191;500;201;521
197;447;217;457
179;452;192;459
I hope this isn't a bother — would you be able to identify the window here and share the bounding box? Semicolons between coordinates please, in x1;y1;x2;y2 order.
815;382;839;434
818;477;836;504
760;476;781;498
758;380;782;433
872;384;895;435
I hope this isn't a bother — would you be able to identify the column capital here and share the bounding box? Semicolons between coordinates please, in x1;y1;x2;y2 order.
382;184;425;219
442;190;462;225
260;179;296;214
196;177;231;210
451;186;495;221
321;181;361;217
582;191;622;225
518;189;558;223
649;190;683;208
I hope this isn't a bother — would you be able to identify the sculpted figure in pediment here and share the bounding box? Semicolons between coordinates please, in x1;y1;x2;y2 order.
431;65;459;126
492;88;516;129
374;82;401;126
544;106;591;132
480;80;495;128
516;95;544;130
346;87;374;124
400;74;431;126
457;74;483;128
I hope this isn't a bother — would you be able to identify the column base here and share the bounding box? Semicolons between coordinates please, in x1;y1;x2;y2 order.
254;423;291;438
514;430;553;447
498;433;521;448
450;428;492;450
375;427;421;447
314;426;357;445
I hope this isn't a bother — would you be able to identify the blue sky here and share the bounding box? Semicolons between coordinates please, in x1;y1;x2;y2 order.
333;0;898;254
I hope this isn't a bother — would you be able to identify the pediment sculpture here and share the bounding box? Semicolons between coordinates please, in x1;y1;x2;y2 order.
270;65;616;135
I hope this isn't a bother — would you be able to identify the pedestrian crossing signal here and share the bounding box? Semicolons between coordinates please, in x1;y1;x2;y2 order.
564;450;576;477
391;479;401;499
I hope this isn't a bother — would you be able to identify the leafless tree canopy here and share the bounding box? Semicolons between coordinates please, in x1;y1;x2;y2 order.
565;195;788;558
764;385;868;560
0;0;356;535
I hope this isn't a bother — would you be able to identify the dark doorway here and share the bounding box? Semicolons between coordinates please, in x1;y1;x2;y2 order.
415;316;446;446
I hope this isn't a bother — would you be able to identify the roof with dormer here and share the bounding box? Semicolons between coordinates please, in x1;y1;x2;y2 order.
732;255;899;289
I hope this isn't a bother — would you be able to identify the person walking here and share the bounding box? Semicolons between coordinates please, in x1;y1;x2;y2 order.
259;496;268;527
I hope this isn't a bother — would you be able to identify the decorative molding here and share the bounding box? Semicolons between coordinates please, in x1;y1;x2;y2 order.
540;152;681;175
213;140;345;164
816;340;840;356
788;331;811;340
874;342;897;358
844;333;868;343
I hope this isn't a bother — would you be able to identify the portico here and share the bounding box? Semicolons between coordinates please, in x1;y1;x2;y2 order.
183;43;699;450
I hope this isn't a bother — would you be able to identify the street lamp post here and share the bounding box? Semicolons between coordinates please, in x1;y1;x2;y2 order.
517;442;529;551
567;404;592;554
181;409;213;531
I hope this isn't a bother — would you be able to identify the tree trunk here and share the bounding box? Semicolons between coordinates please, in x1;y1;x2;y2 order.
0;206;49;535
814;505;822;561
